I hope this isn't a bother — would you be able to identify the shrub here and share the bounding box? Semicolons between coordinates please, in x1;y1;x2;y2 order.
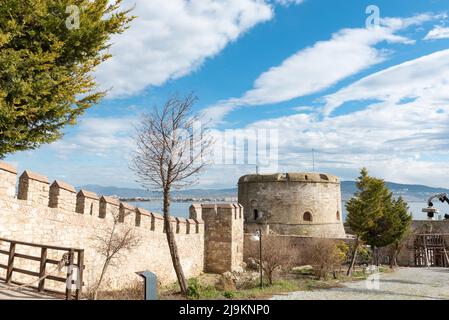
186;278;201;300
223;291;235;299
302;239;348;280
247;235;294;285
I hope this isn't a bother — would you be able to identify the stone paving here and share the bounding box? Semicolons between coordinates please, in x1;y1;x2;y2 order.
271;267;449;300
0;282;59;300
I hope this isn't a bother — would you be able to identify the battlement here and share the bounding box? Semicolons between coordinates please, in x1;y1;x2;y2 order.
192;203;244;273
0;161;243;290
0;161;203;235
189;203;243;222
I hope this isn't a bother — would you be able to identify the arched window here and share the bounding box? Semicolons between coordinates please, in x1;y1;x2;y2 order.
251;200;258;220
254;209;259;220
303;211;312;222
336;211;341;221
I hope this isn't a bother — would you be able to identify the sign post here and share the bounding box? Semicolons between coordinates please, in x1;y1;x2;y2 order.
136;271;158;300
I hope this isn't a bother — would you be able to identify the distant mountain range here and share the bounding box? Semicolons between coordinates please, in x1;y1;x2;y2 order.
78;181;449;202
77;184;237;199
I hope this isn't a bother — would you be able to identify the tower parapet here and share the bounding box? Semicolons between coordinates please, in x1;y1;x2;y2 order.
195;203;244;273
238;172;346;238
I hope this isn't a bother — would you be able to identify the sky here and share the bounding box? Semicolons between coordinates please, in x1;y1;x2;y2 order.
5;0;449;190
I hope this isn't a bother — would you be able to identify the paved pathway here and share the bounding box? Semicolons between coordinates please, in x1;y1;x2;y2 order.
0;282;59;300
272;268;449;300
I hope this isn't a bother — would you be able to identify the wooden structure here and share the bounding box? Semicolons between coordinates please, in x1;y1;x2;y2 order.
414;234;449;267
0;237;84;300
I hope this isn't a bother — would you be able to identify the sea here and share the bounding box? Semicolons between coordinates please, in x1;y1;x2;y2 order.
127;200;448;221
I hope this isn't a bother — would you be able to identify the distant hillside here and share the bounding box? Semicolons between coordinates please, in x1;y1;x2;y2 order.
79;181;449;202
77;184;237;199
341;181;449;201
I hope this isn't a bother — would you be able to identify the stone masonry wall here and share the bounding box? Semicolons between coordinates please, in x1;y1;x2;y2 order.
192;204;244;274
0;162;209;294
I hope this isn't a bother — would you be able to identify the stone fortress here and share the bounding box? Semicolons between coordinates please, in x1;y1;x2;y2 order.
2;160;448;295
0;161;351;294
238;172;346;238
0;161;244;292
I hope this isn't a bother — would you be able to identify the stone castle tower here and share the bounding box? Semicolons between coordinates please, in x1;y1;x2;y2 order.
238;172;346;238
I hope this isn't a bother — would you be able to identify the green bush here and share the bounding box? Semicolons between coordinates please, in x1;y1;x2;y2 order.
187;278;201;300
223;291;235;299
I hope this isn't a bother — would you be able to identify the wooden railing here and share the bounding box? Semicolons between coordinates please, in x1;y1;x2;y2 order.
0;237;84;300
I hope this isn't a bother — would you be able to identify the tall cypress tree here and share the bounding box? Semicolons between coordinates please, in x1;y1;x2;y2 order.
346;168;411;270
0;0;134;157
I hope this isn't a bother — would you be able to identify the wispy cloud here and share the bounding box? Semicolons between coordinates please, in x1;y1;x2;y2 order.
323;49;449;115
424;25;449;40
95;0;277;98
203;13;442;124
50;117;137;158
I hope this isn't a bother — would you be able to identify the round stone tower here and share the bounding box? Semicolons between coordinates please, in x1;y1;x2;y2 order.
238;173;346;238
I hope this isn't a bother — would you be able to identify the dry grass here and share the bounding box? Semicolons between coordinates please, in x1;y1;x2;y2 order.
88;281;144;300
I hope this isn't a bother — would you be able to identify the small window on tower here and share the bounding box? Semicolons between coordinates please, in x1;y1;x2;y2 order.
336;211;341;221
303;211;313;222
254;209;259;220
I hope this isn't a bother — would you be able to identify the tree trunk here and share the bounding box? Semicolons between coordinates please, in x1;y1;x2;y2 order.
163;188;188;295
372;246;377;266
93;258;110;300
347;238;359;276
376;247;379;266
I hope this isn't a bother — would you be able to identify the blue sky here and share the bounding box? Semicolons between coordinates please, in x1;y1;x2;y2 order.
6;0;449;189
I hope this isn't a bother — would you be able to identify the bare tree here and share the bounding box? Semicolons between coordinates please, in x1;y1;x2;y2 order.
92;213;141;300
248;235;294;285
302;238;348;280
130;93;212;295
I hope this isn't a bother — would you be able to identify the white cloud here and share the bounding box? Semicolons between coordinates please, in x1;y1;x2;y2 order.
236;97;449;187
50;117;137;158
424;25;449;40
273;0;304;6
95;0;275;98
203;13;439;123
203;46;449;187
323;49;449;115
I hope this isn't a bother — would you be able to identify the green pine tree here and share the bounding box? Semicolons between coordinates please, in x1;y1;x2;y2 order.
0;0;134;157
346;168;411;270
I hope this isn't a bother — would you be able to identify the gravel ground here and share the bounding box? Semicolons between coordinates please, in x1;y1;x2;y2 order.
271;267;449;300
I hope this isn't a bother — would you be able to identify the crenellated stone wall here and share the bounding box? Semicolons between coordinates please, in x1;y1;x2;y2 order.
0;161;244;295
191;203;244;274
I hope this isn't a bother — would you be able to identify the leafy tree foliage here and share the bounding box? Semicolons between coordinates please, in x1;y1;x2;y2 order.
346;168;411;260
0;0;133;157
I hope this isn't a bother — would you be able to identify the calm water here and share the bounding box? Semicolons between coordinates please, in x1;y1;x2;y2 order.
128;200;448;221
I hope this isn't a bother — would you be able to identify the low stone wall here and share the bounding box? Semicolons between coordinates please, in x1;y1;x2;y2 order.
243;233;353;266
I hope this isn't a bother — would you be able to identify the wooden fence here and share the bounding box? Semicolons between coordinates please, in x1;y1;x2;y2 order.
0;237;84;300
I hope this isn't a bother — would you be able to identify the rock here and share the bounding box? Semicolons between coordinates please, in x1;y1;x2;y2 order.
292;265;314;275
246;257;259;270
216;272;236;291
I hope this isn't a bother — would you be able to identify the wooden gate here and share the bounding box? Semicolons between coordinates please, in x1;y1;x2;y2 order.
414;234;449;267
0;237;84;300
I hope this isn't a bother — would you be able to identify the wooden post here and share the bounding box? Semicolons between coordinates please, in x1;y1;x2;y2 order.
423;236;430;268
65;249;74;300
38;247;47;292
75;250;84;300
6;242;16;284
